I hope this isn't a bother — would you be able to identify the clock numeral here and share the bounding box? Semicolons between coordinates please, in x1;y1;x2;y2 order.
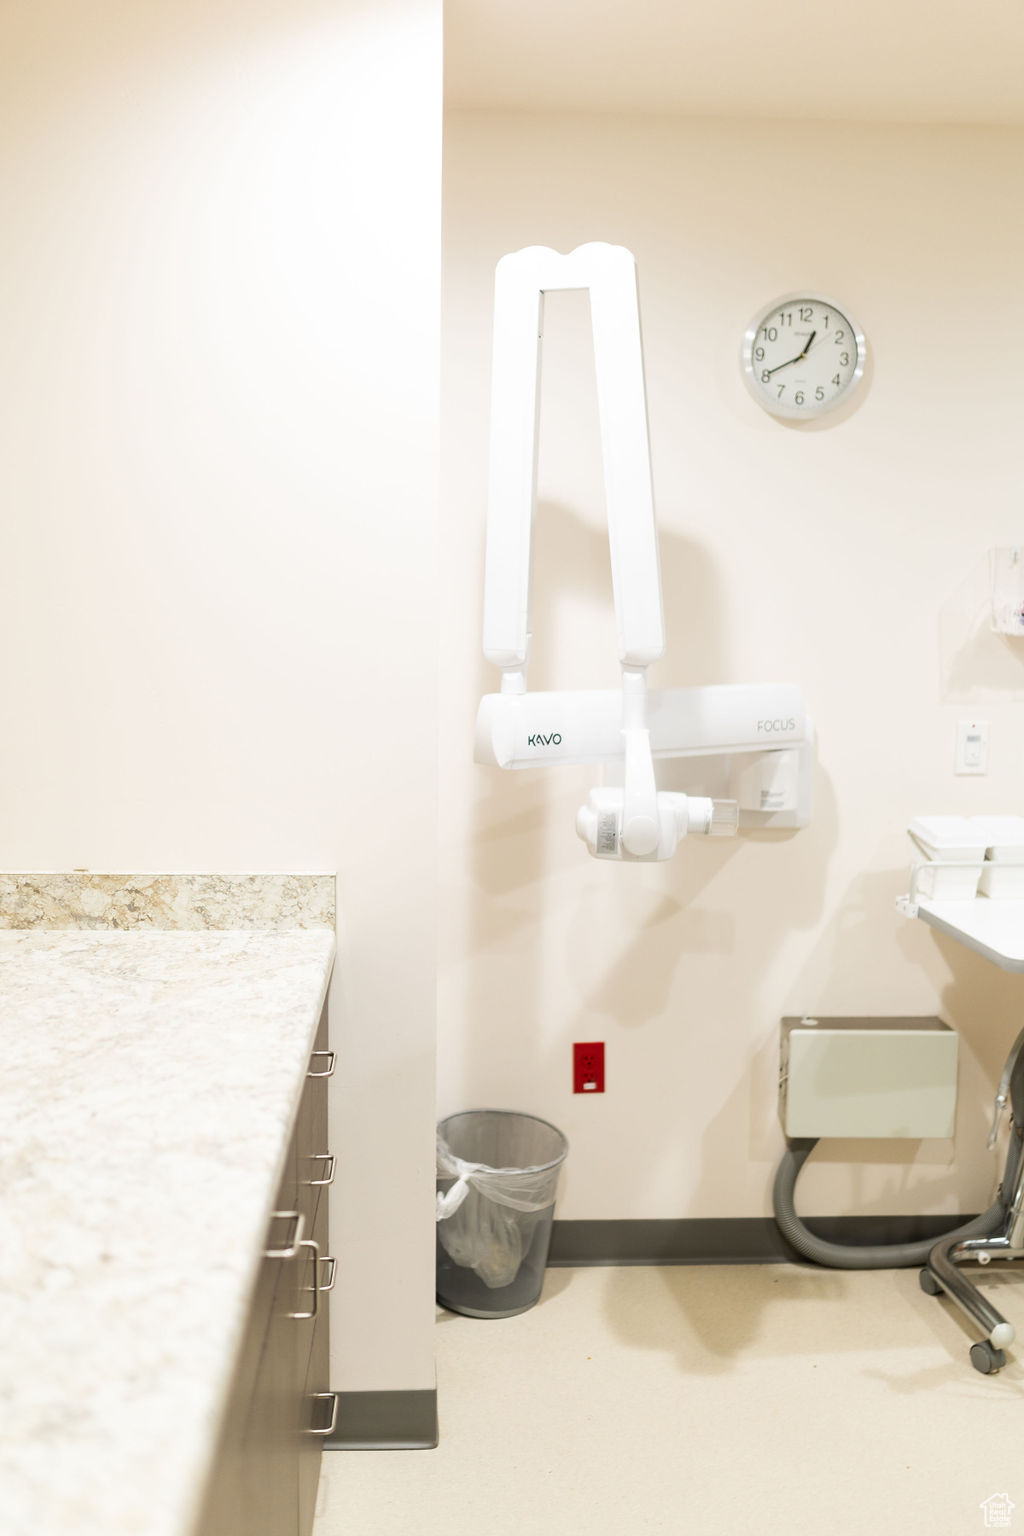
777;384;786;398
761;369;770;383
754;346;765;361
794;391;805;406
798;307;813;322
839;352;850;366
823;314;830;328
831;373;841;387
834;329;845;342
815;386;825;402
778;311;793;326
761;326;778;342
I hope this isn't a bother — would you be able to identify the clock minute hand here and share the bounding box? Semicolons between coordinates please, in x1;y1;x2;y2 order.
765;330;816;377
765;349;804;378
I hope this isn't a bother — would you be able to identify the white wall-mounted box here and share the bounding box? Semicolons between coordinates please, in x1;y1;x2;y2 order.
779;1016;958;1139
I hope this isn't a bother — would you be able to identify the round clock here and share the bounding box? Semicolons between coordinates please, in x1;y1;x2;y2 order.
741;293;865;420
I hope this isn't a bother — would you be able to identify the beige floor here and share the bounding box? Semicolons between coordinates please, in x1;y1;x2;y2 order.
313;1264;1024;1536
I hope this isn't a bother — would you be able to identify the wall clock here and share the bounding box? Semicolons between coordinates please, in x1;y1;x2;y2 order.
741;293;866;420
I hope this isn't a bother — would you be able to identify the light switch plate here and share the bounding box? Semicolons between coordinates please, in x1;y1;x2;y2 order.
955;718;989;775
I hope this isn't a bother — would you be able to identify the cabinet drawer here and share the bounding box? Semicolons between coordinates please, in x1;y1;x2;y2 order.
296;1004;332;1236
237;1254;303;1536
297;1006;330;1196
297;1194;332;1536
298;1312;333;1534
292;1179;330;1389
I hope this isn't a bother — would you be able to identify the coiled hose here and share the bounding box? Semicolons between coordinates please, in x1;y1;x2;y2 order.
773;1137;1006;1268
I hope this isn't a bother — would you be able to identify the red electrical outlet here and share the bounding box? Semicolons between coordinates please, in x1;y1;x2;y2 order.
573;1041;605;1094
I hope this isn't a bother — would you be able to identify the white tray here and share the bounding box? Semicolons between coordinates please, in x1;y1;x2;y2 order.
911;898;1024;973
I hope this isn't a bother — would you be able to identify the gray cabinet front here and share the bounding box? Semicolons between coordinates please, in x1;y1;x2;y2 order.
194;1004;334;1536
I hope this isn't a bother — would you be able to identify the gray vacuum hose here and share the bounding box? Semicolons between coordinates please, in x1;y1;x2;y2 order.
773;1138;1006;1269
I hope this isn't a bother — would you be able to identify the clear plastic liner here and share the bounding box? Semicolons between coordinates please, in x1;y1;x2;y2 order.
436;1111;568;1292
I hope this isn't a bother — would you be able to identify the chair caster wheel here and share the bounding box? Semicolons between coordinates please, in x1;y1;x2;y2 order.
919;1268;943;1297
970;1340;1007;1375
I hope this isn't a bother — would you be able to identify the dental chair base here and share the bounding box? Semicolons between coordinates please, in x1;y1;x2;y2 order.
918;1026;1024;1375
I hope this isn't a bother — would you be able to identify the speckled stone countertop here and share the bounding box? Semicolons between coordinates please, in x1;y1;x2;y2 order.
0;926;336;1536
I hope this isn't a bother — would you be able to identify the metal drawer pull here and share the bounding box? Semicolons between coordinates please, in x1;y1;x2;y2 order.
318;1255;337;1293
307;1050;335;1079
289;1239;321;1319
265;1210;306;1259
305;1153;336;1187
309;1392;340;1437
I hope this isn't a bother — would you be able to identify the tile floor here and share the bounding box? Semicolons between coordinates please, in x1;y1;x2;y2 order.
314;1263;1024;1536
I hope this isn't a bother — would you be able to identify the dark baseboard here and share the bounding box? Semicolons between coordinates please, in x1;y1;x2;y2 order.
325;1217;975;1450
322;1388;438;1451
548;1214;979;1267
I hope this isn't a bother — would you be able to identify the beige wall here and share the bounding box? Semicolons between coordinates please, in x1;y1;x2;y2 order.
442;112;1024;1221
0;0;440;1391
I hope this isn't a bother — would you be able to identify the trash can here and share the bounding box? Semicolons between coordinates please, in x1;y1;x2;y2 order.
436;1109;568;1319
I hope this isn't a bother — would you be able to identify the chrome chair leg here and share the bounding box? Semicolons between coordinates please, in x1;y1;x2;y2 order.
918;1027;1024;1373
925;1235;1016;1353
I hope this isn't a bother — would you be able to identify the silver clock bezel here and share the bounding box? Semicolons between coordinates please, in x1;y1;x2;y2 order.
741;291;866;421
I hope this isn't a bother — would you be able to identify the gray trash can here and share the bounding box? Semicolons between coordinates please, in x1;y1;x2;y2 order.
436;1109;568;1318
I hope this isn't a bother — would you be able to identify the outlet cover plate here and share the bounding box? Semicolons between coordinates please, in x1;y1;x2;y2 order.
573;1041;605;1094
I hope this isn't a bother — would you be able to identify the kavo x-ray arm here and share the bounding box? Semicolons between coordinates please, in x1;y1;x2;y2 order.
475;243;814;861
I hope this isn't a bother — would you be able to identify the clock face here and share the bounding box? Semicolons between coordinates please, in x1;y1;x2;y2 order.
742;294;865;419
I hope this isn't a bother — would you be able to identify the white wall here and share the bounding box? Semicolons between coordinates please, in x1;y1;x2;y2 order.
445;0;1024;126
442;112;1024;1222
0;0;440;1392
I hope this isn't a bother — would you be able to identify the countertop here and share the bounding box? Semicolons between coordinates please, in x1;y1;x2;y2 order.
0;926;336;1536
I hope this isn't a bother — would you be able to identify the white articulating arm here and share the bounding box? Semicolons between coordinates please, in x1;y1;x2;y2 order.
483;243;665;686
476;243;814;861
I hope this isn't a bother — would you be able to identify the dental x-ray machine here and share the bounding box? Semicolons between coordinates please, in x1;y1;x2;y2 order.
474;242;814;861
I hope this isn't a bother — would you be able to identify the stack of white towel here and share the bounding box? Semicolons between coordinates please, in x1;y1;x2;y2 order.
908;815;1024;901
